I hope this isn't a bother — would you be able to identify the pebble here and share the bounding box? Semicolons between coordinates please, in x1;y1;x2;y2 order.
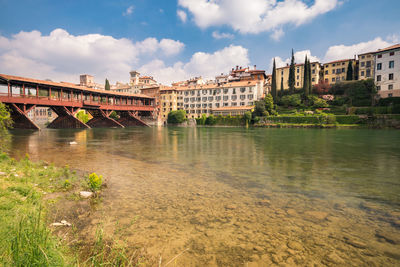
225;204;237;210
287;241;303;251
69;141;78;145
51;220;72;227
80;191;94;198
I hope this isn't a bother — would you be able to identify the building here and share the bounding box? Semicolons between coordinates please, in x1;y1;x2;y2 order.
111;71;159;94
179;80;264;119
276;62;322;91
358;52;375;80
374;44;400;98
27;107;57;125
212;106;254;116
323;59;357;84
79;74;105;90
159;87;181;121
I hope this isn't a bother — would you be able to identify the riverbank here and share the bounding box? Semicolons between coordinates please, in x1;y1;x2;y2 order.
0;152;147;266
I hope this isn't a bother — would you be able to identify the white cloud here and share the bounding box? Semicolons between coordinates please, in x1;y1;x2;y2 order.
177;9;187;23
0;29;185;84
123;5;134;16
212;31;234;40
178;0;339;38
139;45;250;84
271;28;284;41
323;37;393;62
273;50;320;69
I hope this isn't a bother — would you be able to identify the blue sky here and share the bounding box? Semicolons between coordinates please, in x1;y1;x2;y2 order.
0;0;399;85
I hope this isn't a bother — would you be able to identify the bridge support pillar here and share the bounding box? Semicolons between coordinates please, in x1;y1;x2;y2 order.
117;111;149;127
87;110;124;128
7;104;40;130
47;106;90;129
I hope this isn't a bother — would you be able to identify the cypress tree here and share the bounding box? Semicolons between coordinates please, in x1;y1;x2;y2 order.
288;49;296;94
307;58;312;95
346;61;353;81
271;58;277;100
280;77;284;96
105;79;110;91
303;55;309;97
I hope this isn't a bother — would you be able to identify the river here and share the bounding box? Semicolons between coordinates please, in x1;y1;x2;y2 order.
8;127;400;266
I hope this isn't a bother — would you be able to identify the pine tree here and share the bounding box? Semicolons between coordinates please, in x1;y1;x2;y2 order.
346;61;353;81
288;49;296;94
105;79;110;91
271;58;277;100
303;55;309;97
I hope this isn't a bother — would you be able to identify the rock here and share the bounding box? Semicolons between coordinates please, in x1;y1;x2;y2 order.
51;223;65;227
344;236;367;249
51;220;72;227
69;141;78;145
80;191;94;198
287;241;303;251
253;246;264;252
60;220;72;226
0;171;6;176
325;252;344;264
256;199;270;206
304;211;328;221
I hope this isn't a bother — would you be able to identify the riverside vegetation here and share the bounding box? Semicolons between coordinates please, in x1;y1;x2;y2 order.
0;102;147;266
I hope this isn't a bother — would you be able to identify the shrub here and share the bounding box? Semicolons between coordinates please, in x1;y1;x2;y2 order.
205;115;217;125
167;110;187;124
76;110;89;123
279;94;302;107
335;115;363;124
87;172;103;192
196;114;207;125
0;102;13;130
109;111;119;120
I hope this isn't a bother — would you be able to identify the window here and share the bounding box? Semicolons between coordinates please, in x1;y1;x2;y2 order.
390;52;395;56
366;61;371;68
202;104;207;108
231;95;237;100
232;102;237;106
389;61;395;68
216;96;221;101
361;71;365;77
232;88;236;94
223;89;228;94
388;93;393;97
240;87;246;93
297;68;299;73
325;70;328;75
297;82;299;86
376;86;381;91
312;78;315;82
215;103;220;108
361;62;365;67
223;96;228;101
332;78;335;82
247;94;253;100
378;54;382;58
361;56;365;59
377;63;382;70
389;73;394;80
333;64;336;67
389;84;393;90
296;75;299;79
202;97;207;101
240;95;246;100
332;69;336;74
312;69;315;74
208;103;212;108
208;97;213;101
342;68;345;72
223;103;228;107
366;70;371;77
240;102;245;106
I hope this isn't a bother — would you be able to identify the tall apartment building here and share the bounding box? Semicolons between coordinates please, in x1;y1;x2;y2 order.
323;59;357;84
358;52;375;80
160;87;181;120
180;80;264;119
111;71;158;94
374;44;400;98
276;62;321;91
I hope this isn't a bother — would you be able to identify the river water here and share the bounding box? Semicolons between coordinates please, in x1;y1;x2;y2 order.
8;127;400;266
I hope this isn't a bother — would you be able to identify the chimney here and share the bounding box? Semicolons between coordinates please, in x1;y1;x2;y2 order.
254;65;257;70
236;65;239;70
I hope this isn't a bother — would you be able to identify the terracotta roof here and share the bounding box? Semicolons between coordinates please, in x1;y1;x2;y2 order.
376;44;400;53
0;74;153;99
324;59;353;65
212;106;254;111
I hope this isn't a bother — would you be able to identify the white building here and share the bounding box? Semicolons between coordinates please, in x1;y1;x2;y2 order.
375;44;400;98
179;80;264;118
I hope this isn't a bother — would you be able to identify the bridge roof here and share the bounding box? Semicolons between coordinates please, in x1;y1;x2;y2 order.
0;74;154;99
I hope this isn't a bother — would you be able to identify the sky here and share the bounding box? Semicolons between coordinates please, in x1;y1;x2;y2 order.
0;0;399;85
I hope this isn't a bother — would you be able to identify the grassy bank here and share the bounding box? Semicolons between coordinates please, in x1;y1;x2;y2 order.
0;152;77;266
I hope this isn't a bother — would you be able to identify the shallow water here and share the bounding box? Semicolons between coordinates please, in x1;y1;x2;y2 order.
8;127;400;266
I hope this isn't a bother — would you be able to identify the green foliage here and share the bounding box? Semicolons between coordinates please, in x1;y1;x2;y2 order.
244;111;252;123
288;49;296;93
196;114;207;125
377;97;400;106
205;115;217;125
279;94;302;107
271;58;277;99
303;55;311;97
105;79;110;91
280;77;284;96
253;100;267;117
307;95;329;108
167;110;187;124
346;61;353;81
214;115;246;126
265;114;336;124
87;172;103;192
264;94;275;114
330;79;376;106
76;110;89;124
0;102;13;131
335;115;363;124
109;111;119;120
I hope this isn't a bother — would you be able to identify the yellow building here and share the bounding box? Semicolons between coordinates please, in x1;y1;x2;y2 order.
276;62;321;92
160;87;180;121
323;59;357;84
358;52;375;80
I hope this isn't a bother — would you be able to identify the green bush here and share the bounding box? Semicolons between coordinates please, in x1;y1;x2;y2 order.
196;114;207;125
87;172;103;192
335;115;363;124
377;97;400;106
76;110;89;124
205;115;217;125
279;94;302;107
109;111;119;120
167;110;187;124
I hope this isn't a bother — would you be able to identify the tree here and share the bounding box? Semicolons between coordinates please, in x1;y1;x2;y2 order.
307;58;312;95
105;79;110;91
253;100;266;117
303;55;309;97
0;102;12;131
313;80;331;95
76;110;89;123
271;58;277;99
265;94;275;114
346;61;353;81
280;77;284;97
109;111;119;120
205;115;217;125
167;110;186;124
244;111;252;127
288;49;296;93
